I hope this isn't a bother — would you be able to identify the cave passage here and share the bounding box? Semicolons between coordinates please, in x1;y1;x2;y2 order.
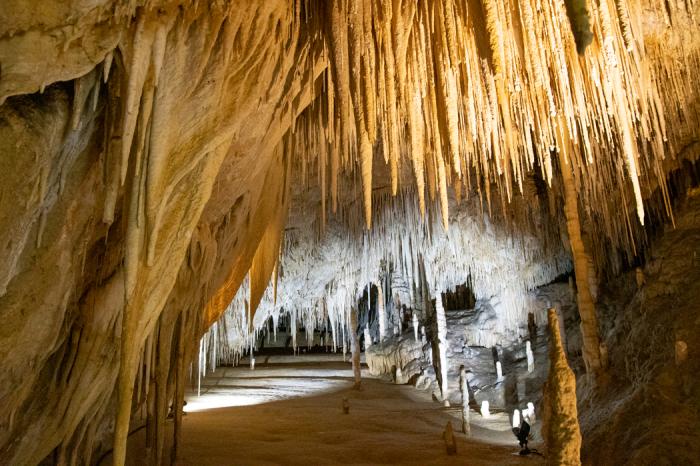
2;0;700;465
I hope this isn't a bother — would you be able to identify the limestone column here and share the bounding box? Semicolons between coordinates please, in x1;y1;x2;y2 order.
435;294;449;402
377;283;386;342
526;341;534;373
350;307;362;389
459;367;471;435
558;151;604;375
412;312;419;341
542;308;581;465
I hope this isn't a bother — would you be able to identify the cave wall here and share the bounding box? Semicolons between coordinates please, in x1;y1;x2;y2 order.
0;2;325;463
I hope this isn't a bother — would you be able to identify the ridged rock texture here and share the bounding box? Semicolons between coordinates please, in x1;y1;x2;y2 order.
542;308;582;465
0;0;699;464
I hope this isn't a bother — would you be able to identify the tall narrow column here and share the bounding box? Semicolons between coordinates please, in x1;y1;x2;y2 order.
543;308;582;465
558;151;604;375
459;367;471;435
376;283;386;342
412;312;419;341
350;307;362;389
435;294;449;402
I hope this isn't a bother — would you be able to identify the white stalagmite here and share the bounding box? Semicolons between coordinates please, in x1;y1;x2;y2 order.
197;338;203;397
496;361;504;382
481;400;491;418
526;341;534;373
413;313;419;341
249;338;255;370
460;367;471;435
364;326;372;350
435;294;449;400
513;409;521;428
377;284;386;342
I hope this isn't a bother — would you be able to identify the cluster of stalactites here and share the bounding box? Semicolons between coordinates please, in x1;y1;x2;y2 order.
216;189;571;355
292;0;698;258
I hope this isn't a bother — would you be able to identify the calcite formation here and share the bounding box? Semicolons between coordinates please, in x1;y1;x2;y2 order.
542;308;582;465
0;0;698;464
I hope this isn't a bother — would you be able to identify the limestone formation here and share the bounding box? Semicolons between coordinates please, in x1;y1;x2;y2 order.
377;284;387;342
460;367;471;436
443;421;457;455
436;294;450;400
481;401;491;419
542;308;582;465
526;341;535;373
676;340;688;366
413;313;419;342
0;0;698;464
512;409;521;429
350;307;362;389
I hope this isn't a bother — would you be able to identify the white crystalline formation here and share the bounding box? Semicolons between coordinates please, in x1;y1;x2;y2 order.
212;191;570;363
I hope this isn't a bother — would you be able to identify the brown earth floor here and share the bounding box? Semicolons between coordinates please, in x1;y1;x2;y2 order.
106;355;544;465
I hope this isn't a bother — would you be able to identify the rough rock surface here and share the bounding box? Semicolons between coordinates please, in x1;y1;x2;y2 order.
542;309;582;465
580;191;700;465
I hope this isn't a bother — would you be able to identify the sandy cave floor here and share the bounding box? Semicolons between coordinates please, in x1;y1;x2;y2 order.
108;354;544;465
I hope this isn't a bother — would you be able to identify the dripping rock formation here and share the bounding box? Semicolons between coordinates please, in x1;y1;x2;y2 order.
0;0;699;464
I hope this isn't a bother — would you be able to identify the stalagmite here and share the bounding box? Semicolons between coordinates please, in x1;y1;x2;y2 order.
635;267;645;288
413;313;419;341
559;151;604;376
460;367;471;435
364;326;372;350
443;421;457;455
513;409;521;428
528;313;537;341
481;400;491;419
542;308;582;465
350;307;362;389
676;341;688;365
496;361;504;382
377;284;387;342
435;294;449;401
526;341;535;373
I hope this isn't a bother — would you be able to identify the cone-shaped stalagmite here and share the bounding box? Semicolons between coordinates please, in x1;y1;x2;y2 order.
543;308;582;465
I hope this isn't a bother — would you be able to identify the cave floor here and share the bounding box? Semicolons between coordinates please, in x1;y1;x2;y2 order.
115;354;543;465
